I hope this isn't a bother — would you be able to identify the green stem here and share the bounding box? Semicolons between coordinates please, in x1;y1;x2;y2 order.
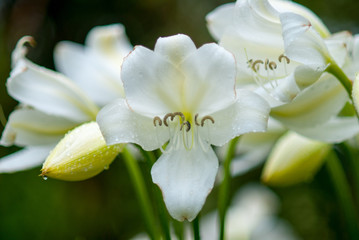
327;63;353;98
173;220;184;240
122;148;159;240
218;137;240;240
139;148;171;240
326;151;359;239
192;215;201;240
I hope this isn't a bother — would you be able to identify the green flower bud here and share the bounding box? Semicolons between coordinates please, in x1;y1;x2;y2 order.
41;122;123;181
261;131;331;186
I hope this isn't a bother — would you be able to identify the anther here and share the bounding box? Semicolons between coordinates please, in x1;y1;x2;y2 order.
180;121;191;132
163;113;175;126
252;60;264;72
201;116;215;127
153;116;162;126
172;112;185;121
269;61;277;70
194;114;200;126
278;54;290;64
264;58;269;70
247;59;253;68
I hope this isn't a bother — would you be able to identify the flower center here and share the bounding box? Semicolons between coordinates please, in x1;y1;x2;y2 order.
153;112;215;152
248;53;292;97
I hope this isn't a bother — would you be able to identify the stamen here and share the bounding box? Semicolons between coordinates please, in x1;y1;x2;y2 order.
264;58;269;70
180;121;191;132
201;116;215;127
247;59;253;68
278;54;290;64
153;116;162;126
194;114;200;126
252;60;264;72
163;113;175;126
269;61;277;70
171;112;185;121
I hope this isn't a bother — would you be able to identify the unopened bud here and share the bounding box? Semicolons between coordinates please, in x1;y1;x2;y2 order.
41;122;123;181
261;131;330;186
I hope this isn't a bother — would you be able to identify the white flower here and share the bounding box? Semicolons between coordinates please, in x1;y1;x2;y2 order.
97;34;270;221
0;24;132;173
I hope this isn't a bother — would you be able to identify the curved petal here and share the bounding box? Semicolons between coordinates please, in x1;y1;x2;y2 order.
293;117;359;143
206;2;236;41
54;41;124;107
151;144;218;221
96;99;169;151
280;12;330;68
325;31;352;68
271;74;348;128
0;145;53;173
0;108;78;147
7;59;98;122
203;90;270;147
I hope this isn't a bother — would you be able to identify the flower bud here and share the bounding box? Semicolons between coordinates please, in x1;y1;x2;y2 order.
352;74;359;115
41;122;123;181
261;131;331;186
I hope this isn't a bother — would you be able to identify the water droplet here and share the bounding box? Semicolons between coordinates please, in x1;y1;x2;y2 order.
104;165;109;170
42;176;48;180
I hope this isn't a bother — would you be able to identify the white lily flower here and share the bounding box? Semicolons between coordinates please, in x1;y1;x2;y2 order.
97;34;270;221
0;24;131;173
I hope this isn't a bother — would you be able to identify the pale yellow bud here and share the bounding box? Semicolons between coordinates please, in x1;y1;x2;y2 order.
261;131;331;186
352;74;359;116
41;122;123;181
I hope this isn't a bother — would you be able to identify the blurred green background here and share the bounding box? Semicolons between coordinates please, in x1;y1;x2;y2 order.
0;0;359;239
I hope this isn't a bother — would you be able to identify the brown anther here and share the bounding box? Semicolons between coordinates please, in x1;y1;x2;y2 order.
172;112;185;121
194;114;200;126
201;116;215;127
252;60;264;72
269;61;277;70
278;54;290;64
153;116;162;127
163;113;175;126
264;58;269;70
180;121;191;132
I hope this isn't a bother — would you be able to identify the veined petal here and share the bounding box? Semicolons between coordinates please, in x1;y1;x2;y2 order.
0;145;53;173
292;117;359;143
206;2;235;41
96;99;170;151
280;12;330;68
151;144;218;221
271;74;348;128
7;59;99;122
203;90;270;147
54;41;124;107
1;108;78;147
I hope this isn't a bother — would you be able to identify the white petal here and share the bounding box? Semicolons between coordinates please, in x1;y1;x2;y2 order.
7;60;98;122
179;43;237;115
96;99;169;151
0;145;53;173
280;12;330;68
54;41;124;107
293;117;359;143
151;144;218;221
1;108;78;147
206;3;236;41
203;90;270;147
154;34;197;66
325;31;352;68
271;74;348;128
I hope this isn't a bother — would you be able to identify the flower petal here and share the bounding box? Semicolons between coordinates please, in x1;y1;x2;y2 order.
7;59;98;122
1;108;78;147
280;12;330;68
206;2;236;41
271;74;348;128
151;144;218;221
54;41;124;107
291;117;359;143
203;90;270;147
0;146;53;173
96;99;170;151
